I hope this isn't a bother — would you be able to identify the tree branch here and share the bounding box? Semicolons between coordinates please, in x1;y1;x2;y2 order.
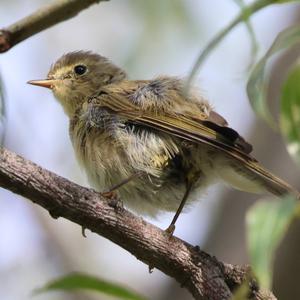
0;0;107;52
0;147;276;300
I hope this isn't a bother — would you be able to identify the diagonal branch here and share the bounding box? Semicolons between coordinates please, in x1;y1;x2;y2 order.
0;147;276;300
0;0;107;52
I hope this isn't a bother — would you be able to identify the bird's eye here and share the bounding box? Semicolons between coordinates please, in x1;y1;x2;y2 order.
74;65;87;75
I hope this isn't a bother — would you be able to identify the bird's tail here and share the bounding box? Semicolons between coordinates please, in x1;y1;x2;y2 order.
217;158;299;199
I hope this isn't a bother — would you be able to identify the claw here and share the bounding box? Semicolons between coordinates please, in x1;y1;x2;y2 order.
49;210;59;219
148;265;154;273
81;226;87;238
164;224;176;238
101;190;118;199
102;191;123;210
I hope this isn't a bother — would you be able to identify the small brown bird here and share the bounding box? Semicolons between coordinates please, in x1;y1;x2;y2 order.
28;51;298;234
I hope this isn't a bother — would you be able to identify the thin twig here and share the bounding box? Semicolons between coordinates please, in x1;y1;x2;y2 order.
0;147;276;300
0;0;107;52
185;0;284;90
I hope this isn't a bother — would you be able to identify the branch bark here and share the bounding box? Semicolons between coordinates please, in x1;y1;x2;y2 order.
0;0;107;52
0;147;275;300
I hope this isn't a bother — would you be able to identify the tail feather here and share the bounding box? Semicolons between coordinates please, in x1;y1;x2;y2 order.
218;159;299;199
245;161;299;198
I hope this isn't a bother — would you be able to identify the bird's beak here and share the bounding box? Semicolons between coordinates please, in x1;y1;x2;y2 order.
27;79;57;89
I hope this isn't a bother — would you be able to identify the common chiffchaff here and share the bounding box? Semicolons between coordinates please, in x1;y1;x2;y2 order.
28;51;299;234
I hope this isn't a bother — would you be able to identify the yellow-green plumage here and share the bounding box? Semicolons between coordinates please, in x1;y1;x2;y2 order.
29;51;299;218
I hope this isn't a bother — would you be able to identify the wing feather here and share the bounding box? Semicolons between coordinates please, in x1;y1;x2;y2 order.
91;91;255;162
88;88;297;196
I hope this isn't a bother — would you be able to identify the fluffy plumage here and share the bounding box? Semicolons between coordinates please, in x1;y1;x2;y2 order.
29;51;299;218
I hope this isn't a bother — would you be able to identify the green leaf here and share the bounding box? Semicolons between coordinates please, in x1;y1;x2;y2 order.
246;196;298;288
34;273;147;300
280;63;300;165
277;0;300;2
247;24;300;129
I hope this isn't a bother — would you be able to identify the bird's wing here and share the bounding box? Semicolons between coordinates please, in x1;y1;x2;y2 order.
89;88;255;162
88;87;297;197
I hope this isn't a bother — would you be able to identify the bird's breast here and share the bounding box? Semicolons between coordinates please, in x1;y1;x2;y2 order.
69;115;132;190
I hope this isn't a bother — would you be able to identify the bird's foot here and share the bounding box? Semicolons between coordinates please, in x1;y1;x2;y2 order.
101;191;123;210
101;190;118;199
164;224;176;238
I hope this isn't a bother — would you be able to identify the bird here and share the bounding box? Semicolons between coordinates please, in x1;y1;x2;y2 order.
28;51;299;235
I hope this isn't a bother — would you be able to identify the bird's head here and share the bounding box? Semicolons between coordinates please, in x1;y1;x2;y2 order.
28;51;126;117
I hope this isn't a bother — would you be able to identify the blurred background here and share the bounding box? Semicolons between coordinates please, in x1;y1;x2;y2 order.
1;0;300;299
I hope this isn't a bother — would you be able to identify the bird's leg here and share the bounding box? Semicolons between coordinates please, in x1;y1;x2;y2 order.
83;172;142;237
102;172;142;208
165;181;193;237
165;170;201;237
102;171;142;196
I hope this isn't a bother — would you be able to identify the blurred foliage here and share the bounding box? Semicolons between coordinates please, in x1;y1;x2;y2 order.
246;196;298;288
185;0;292;89
230;280;250;300
123;0;201;72
247;24;300;129
130;0;198;32
35;272;147;300
280;62;300;165
233;0;259;66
